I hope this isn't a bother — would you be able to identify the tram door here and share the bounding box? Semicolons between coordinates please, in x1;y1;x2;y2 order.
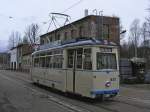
66;48;83;93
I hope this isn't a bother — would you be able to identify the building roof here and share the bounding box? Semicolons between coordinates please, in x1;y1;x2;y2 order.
10;43;40;50
10;43;29;50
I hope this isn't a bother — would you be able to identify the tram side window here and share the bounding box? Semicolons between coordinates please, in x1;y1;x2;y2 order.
47;51;52;55
40;52;46;56
49;56;53;68
53;55;63;68
76;48;83;69
53;56;57;68
45;56;51;67
83;49;92;70
58;55;63;68
39;57;46;68
34;58;39;67
68;50;74;68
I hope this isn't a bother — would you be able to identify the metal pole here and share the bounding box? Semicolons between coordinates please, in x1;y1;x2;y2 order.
135;36;137;57
93;9;97;15
99;11;103;40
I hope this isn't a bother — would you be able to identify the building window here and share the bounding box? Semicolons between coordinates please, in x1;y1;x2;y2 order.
103;24;110;39
14;62;16;70
11;62;13;69
49;36;53;42
71;30;74;38
64;32;68;40
71;29;76;38
41;39;44;45
43;39;45;44
45;36;49;43
56;34;60;41
79;26;84;37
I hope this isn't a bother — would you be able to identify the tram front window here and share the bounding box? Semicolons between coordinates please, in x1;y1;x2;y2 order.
97;53;117;70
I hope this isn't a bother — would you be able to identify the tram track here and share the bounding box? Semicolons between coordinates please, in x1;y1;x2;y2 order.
1;70;150;112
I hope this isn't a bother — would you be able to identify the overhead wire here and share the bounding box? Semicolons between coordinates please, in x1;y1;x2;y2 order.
61;0;84;13
0;0;84;36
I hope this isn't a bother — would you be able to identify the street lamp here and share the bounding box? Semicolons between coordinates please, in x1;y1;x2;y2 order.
120;30;126;34
120;30;126;40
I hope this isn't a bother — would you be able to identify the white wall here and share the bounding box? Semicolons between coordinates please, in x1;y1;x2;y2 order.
9;48;18;69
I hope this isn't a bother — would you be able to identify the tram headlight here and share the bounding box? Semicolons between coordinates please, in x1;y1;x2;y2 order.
105;81;111;87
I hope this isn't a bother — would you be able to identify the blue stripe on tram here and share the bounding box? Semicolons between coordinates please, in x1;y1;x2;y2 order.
91;89;119;95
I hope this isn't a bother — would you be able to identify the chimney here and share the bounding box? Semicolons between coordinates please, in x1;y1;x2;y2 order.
84;9;88;17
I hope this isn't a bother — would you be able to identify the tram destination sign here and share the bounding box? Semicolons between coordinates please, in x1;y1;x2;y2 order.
99;48;112;52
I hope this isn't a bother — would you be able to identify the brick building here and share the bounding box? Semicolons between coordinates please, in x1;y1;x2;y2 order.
21;44;39;72
0;53;10;69
17;44;33;70
9;44;33;70
40;15;120;45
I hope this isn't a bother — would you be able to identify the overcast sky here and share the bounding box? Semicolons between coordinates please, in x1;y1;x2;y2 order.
0;0;149;51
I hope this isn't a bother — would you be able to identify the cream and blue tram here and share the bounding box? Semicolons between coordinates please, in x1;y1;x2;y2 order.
31;38;119;98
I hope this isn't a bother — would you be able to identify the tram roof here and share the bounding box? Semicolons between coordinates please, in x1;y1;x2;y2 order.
33;38;117;54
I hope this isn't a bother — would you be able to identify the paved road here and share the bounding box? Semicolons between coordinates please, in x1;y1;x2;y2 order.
0;70;150;112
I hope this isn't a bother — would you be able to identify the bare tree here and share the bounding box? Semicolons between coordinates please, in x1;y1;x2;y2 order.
120;41;130;58
141;22;148;43
24;23;40;46
140;22;149;57
128;19;141;57
15;32;22;44
145;3;150;40
8;32;15;49
22;36;29;44
8;31;22;49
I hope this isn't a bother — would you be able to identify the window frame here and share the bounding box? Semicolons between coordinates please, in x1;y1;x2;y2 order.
67;48;92;70
33;49;63;69
96;52;117;70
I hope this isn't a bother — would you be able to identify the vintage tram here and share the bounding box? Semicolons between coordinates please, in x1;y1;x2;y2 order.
31;38;119;98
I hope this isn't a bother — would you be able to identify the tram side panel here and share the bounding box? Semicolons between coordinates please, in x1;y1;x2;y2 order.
75;70;93;97
66;69;74;92
46;69;67;92
31;67;67;92
31;67;47;85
